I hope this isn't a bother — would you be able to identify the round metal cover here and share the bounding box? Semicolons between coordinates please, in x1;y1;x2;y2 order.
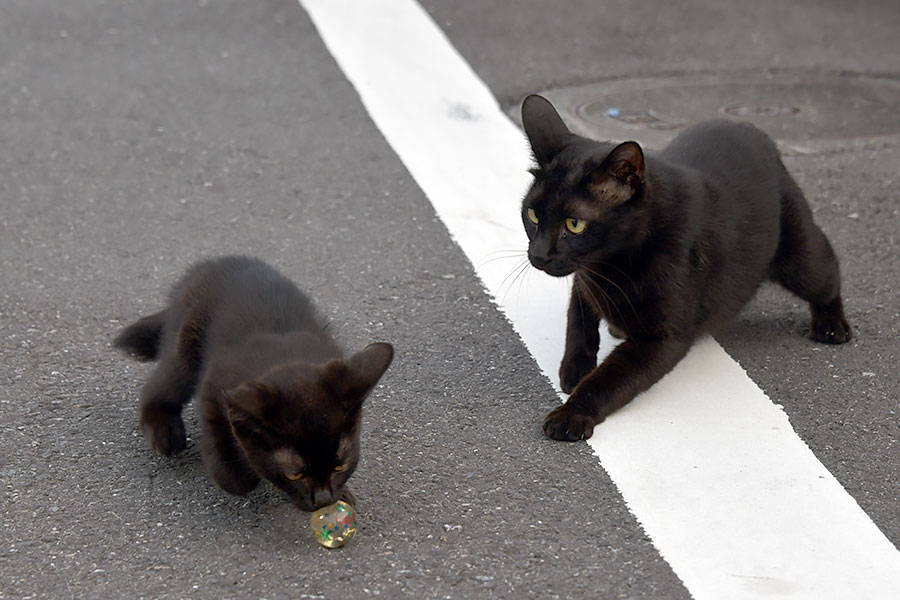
515;72;900;154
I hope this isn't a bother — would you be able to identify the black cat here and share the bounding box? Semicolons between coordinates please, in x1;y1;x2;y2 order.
114;255;393;511
520;94;851;441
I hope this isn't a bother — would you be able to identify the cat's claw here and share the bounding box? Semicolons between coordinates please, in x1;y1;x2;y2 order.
542;405;597;441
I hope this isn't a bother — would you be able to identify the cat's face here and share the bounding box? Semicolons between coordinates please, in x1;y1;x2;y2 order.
520;95;645;277
225;343;392;511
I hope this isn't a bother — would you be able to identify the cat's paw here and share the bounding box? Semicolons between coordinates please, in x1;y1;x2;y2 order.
559;354;596;394
810;314;852;344
339;487;356;508
542;404;597;441
140;408;187;456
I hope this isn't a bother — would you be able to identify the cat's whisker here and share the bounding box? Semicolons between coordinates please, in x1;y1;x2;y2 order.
576;271;617;326
510;259;534;310
577;264;642;327
496;258;524;294
578;267;631;331
593;260;641;315
590;278;632;330
498;258;532;306
594;260;637;285
475;249;528;269
504;257;531;302
481;248;528;258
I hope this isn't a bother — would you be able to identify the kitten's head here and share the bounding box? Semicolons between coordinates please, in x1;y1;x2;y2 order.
520;94;646;277
224;342;393;512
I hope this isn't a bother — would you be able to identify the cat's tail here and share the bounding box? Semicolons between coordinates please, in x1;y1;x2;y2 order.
114;310;166;361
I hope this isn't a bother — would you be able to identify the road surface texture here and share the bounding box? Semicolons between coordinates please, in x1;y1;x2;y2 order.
1;1;897;598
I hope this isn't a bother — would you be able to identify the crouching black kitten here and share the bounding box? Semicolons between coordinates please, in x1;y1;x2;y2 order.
115;255;393;511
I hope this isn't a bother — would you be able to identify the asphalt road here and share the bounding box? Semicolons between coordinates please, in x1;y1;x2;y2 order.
1;1;898;599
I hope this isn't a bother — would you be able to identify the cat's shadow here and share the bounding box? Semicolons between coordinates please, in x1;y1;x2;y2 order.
134;407;304;538
716;291;815;356
156;447;313;546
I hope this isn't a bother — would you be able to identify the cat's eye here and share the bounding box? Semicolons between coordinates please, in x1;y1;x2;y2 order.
526;208;539;224
565;218;587;234
333;463;351;473
285;471;304;481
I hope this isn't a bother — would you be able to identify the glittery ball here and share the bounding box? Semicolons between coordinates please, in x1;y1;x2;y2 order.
309;500;358;548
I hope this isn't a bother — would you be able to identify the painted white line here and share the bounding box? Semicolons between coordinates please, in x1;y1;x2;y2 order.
299;0;900;597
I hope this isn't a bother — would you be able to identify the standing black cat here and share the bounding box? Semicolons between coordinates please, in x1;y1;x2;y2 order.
520;95;851;441
114;255;393;511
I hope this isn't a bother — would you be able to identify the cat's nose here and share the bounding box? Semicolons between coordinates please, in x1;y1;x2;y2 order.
529;251;557;270
312;488;336;510
529;254;550;269
530;234;557;264
529;252;571;277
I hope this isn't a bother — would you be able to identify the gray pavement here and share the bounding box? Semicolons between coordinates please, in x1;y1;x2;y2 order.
1;1;897;599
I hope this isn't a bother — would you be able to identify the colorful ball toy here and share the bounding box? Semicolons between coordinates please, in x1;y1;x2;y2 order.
309;501;358;548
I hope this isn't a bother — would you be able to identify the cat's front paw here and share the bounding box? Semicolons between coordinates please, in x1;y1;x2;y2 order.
559;353;596;394
542;404;597;441
810;314;852;344
140;408;187;456
339;487;356;508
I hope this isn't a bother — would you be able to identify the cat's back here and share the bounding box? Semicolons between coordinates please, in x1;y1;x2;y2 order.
654;119;788;227
173;255;324;337
173;255;290;306
658;119;782;180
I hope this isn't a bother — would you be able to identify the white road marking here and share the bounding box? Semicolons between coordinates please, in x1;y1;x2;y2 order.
299;0;900;597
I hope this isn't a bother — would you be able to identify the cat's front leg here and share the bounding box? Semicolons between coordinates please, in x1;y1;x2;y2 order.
544;336;691;441
138;357;196;455
559;278;601;393
200;394;260;495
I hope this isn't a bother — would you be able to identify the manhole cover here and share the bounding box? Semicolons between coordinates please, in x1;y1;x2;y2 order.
512;72;900;154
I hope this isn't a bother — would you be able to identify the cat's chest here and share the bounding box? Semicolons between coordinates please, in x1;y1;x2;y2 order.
576;270;642;314
575;265;676;337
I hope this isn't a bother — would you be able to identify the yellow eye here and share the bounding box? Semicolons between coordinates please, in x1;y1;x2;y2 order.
285;471;304;481
334;463;351;473
526;208;539;224
565;218;587;234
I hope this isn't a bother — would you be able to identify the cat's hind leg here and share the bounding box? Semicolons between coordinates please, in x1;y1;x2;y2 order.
771;177;852;344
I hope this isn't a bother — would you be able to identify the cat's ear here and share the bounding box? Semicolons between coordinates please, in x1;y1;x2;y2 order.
588;141;645;205
522;95;572;167
321;343;394;409
224;381;276;424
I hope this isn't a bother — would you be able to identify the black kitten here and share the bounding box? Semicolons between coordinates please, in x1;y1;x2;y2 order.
520;95;851;441
114;255;393;511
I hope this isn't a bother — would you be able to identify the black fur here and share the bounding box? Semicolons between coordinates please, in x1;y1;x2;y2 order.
520;95;851;441
114;311;166;361
115;255;393;511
